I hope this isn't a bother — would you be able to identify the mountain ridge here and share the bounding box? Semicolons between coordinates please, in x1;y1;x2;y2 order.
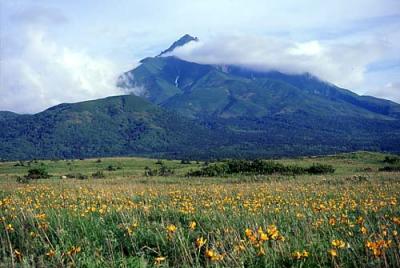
1;35;400;160
158;34;198;57
0;95;231;159
118;55;400;120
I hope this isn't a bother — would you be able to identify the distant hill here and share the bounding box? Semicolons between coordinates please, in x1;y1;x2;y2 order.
0;111;20;121
0;95;227;159
1;35;400;160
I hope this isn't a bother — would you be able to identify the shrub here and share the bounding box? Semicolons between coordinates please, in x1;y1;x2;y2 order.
180;159;191;164
379;166;400;172
144;166;157;177
383;156;400;164
26;167;50;180
187;160;335;177
16;167;50;183
16;176;29;184
306;163;335;174
92;170;105;179
66;173;88;180
144;164;174;176
159;164;174;176
14;160;25;167
106;165;117;171
105;164;122;171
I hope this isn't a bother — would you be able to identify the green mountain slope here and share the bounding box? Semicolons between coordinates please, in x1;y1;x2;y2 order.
0;95;224;160
119;55;400;121
0;111;19;121
115;35;400;156
1;35;400;160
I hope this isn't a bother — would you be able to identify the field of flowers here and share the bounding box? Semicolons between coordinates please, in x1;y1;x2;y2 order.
1;153;400;267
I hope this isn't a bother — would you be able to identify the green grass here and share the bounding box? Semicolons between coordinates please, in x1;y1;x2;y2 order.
0;151;399;267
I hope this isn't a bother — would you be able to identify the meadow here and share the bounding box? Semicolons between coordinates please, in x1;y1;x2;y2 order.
0;152;399;267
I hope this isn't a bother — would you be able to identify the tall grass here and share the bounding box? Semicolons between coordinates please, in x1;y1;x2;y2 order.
1;177;399;267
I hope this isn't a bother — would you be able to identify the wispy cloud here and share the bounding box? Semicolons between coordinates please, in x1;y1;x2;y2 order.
10;5;68;26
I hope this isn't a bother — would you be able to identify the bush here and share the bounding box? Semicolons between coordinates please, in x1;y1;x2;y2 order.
16;176;29;184
66;173;88;180
144;164;174;177
379;166;400;172
106;165;117;171
16;167;50;183
106;164;122;171
14;160;25;167
92;170;105;179
306;163;335;174
26;167;50;180
180;159;191;164
144;166;157;176
159;164;174;176
187;160;335;177
383;156;400;164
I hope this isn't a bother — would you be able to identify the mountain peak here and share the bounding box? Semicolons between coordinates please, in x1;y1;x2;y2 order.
158;34;198;56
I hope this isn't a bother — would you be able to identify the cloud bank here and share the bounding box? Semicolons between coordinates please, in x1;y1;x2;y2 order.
167;35;387;91
0;29;127;114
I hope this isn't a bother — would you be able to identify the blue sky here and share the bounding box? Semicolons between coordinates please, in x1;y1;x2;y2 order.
0;0;399;113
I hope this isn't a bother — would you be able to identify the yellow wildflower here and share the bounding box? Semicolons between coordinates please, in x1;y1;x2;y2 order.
5;224;14;232
331;239;346;249
154;256;166;265
195;236;207;248
46;249;56;258
166;224;177;234
189;221;196;230
14;249;22;260
292;250;309;260
328;249;337;257
360;226;368;234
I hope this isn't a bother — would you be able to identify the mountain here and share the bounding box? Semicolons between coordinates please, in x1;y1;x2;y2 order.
1;35;400;160
158;34;198;56
0;95;228;160
116;35;400;155
119;55;400;120
0;111;19;121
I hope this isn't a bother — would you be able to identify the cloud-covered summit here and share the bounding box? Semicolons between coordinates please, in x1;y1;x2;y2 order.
164;35;386;91
1;0;399;113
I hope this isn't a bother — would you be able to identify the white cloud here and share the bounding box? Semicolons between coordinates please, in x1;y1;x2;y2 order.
365;82;400;103
1;1;399;111
117;72;148;96
0;28;127;113
167;35;386;90
288;41;323;56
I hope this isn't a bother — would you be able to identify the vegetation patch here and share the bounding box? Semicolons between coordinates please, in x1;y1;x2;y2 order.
383;155;400;164
65;173;88;180
186;159;335;177
144;163;174;177
379;166;400;172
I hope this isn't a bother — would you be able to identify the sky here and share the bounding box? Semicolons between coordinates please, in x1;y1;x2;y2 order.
0;0;399;113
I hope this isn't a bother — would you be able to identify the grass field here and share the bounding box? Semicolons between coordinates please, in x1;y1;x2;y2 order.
1;152;399;267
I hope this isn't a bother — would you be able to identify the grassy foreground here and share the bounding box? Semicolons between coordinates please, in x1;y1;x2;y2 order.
0;152;399;267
